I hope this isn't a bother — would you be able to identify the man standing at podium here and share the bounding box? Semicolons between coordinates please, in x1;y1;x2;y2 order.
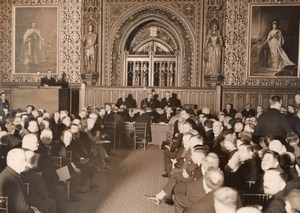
40;70;56;86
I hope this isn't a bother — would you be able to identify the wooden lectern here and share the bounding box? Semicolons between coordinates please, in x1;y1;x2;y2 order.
12;86;70;113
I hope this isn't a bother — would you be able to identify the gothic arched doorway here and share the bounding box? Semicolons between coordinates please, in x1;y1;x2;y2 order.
125;21;178;87
109;4;195;87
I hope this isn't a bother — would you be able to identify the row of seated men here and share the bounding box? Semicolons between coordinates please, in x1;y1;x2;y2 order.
0;104;121;213
144;95;300;212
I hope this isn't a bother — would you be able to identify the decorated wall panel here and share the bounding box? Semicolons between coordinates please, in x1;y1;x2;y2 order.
0;0;82;84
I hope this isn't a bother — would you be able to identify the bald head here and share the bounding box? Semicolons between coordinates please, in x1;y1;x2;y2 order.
7;148;27;174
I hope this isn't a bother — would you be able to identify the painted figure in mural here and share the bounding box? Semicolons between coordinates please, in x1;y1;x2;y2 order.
204;23;223;75
262;20;295;70
83;23;98;74
20;22;45;71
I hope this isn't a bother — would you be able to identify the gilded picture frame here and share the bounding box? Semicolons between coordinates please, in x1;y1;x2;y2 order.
248;4;300;78
12;6;59;75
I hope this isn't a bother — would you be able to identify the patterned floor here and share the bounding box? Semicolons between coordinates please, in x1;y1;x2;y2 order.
68;145;173;213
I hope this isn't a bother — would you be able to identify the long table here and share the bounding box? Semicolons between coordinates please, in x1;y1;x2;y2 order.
125;122;170;146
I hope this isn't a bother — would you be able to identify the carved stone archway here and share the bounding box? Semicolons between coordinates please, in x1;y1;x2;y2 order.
109;4;195;87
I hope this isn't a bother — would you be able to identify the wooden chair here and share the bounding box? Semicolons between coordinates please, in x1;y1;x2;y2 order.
133;123;148;150
67;151;72;162
105;122;117;150
0;196;8;213
24;182;29;195
240;193;271;209
52;156;62;169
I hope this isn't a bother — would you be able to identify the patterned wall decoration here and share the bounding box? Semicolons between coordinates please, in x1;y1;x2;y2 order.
224;0;300;86
103;0;203;87
0;0;82;84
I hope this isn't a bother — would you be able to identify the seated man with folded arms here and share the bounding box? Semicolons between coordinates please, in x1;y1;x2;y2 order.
173;152;220;212
146;144;208;205
0;148;40;213
162;119;185;178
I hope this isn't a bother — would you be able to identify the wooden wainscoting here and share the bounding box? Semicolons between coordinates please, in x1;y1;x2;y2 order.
84;86;221;112
222;86;299;112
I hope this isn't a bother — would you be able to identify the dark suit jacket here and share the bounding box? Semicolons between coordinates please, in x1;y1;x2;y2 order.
160;97;170;109
40;77;56;86
124;98;137;108
189;191;215;213
116;98;126;108
35;143;60;187
159;113;174;123
241;109;256;118
223;108;237;118
0;166;34;213
253;108;292;143
22;170;50;213
140;98;153;109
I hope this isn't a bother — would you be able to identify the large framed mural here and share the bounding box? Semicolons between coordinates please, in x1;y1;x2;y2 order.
12;6;59;75
248;4;300;78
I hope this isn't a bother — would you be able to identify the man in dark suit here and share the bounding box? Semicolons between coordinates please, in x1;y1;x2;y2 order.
223;103;237;118
140;93;153;109
115;92;126;108
0;92;9;118
40;70;56;86
253;95;292;143
241;103;256;118
36;129;67;213
159;107;174;124
160;91;171;109
22;150;57;213
0;148;39;213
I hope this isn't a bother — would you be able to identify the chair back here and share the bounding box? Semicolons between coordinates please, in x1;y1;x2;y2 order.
67;151;72;162
0;196;8;213
134;123;147;140
24;182;29;195
240;193;271;208
53;156;62;169
105;122;117;149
